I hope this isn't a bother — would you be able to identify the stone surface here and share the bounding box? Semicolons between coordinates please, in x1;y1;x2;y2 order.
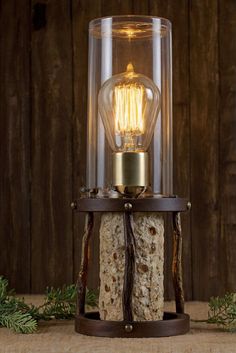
99;212;164;321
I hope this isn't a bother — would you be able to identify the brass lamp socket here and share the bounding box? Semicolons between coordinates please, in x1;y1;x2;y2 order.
113;151;149;197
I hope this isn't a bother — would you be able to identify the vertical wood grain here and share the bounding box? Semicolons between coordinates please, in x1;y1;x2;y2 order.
101;0;132;16
190;0;220;300
0;0;31;292
149;0;191;300
31;0;73;292
132;0;149;15
218;0;236;293
72;0;101;289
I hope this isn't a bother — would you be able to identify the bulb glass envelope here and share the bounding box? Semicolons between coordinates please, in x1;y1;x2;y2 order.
87;16;173;196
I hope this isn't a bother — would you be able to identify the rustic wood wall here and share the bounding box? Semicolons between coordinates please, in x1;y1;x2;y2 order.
0;0;235;300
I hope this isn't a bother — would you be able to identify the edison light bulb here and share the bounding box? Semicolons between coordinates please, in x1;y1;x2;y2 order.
98;63;160;196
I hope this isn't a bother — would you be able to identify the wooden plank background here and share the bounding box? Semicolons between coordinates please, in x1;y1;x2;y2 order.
0;0;235;300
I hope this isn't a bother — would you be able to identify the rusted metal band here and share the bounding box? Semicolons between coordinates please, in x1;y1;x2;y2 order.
75;311;190;337
72;197;189;213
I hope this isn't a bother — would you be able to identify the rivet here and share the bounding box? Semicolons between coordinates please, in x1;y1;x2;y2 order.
70;201;77;210
80;186;87;193
187;201;191;210
124;324;133;333
124;202;133;211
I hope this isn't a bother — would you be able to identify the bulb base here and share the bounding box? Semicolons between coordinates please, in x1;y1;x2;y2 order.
113;152;149;197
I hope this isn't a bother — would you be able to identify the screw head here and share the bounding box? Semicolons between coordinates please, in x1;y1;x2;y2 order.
187;201;191;210
80;186;87;193
124;324;133;333
70;201;77;210
124;202;133;211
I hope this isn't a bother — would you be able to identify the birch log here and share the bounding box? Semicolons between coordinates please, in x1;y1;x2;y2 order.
99;212;164;321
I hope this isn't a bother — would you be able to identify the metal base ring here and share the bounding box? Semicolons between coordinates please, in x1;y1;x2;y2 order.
75;311;190;338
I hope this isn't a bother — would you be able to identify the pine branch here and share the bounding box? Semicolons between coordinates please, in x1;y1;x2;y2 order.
0;311;37;334
85;288;99;307
207;293;236;331
39;284;77;320
0;276;98;334
2;274;235;334
0;295;38;334
0;276;8;301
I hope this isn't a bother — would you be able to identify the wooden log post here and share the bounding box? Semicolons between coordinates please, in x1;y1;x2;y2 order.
172;212;184;314
99;212;164;321
122;211;136;322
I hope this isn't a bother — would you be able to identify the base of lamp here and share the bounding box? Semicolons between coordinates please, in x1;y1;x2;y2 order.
75;311;190;338
113;151;149;196
73;197;191;338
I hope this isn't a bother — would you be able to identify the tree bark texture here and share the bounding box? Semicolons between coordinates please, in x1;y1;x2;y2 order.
99;212;164;321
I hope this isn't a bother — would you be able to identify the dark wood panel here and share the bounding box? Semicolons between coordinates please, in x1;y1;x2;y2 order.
31;0;73;292
101;0;133;16
190;0;220;300
149;0;191;300
132;0;149;14
170;2;191;301
219;0;236;293
0;0;31;292
72;0;101;290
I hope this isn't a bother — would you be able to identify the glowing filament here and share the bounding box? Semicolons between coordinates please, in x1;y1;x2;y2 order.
114;83;145;136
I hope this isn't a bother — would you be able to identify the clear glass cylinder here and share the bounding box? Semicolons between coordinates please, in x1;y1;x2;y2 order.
86;15;173;196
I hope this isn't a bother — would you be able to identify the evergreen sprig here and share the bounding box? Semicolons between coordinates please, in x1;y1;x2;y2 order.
208;293;236;331
38;285;77;320
0;310;37;334
0;288;38;334
0;276;98;334
1;275;236;334
0;276;8;300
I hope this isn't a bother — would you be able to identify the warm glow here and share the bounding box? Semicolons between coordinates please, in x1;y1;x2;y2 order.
114;64;145;137
116;27;142;39
98;61;160;152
